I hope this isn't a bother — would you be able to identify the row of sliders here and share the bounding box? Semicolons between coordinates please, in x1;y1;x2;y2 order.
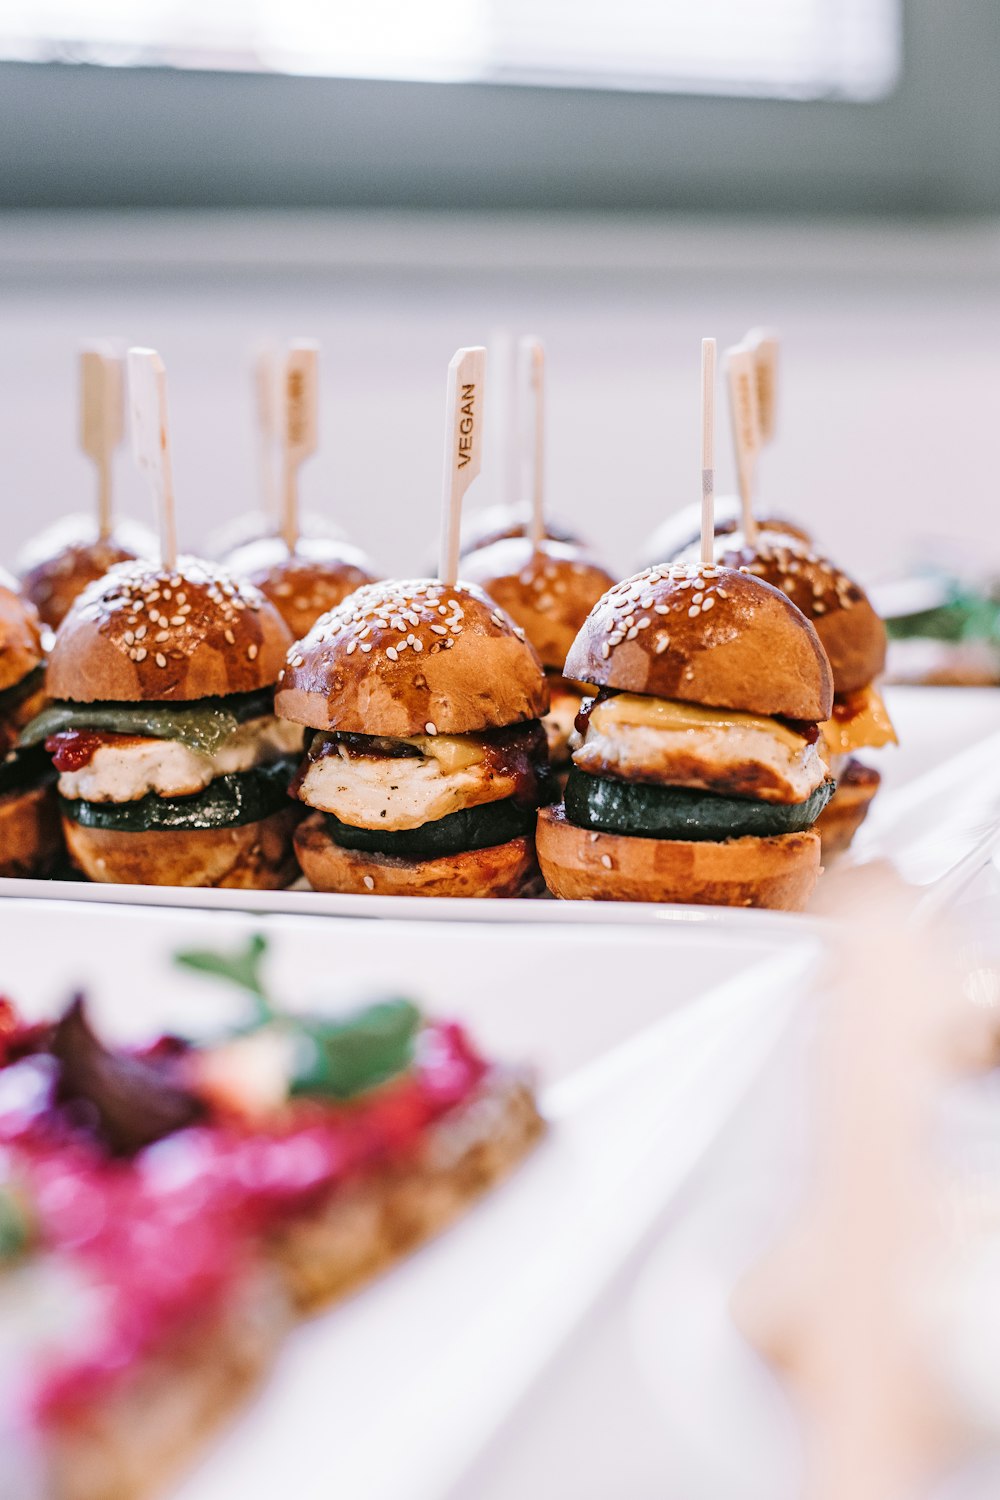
0;333;896;909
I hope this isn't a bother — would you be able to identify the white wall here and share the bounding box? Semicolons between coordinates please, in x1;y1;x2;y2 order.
0;211;997;587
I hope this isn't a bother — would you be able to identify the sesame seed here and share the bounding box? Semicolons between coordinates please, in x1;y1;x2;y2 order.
386;646;399;661
346;639;357;654
135;647;147;662
248;643;258;660
224;629;235;645
589;832;599;843
363;875;375;891
425;722;437;735
688;605;700;618
170;615;185;626
601;642;611;659
360;642;373;652
155;653;167;668
124;630;134;645
702;596;715;610
600;854;613;869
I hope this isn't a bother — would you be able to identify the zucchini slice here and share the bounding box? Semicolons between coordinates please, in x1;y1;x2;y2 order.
325;797;535;858
564;768;833;842
60;757;298;833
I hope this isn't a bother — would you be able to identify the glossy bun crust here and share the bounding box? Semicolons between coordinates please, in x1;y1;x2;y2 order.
47;557;293;703
276;579;549;736
294;812;542;897
17;517;155;631
639;496;810;571
459;504;586;557
710;532;886;696
461;538;617;671
536;805;821;910
0;572;44;692
224;536;379;644
62;807;301;888
0;783;62;878
564;563;833;722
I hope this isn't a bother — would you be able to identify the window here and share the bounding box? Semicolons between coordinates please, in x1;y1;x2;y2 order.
0;0;901;101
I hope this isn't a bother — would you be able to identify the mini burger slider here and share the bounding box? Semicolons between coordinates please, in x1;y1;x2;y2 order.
275;579;554;897
0;572;61;875
461;537;617;770
536;562;835;910
223;534;380;642
695;530;896;855
20;558;302;888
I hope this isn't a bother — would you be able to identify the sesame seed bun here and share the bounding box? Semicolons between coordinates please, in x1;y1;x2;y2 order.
17;516;155;630
294;810;542;897
0;572;44;693
0;783;62;877
62;805;301;887
564;563;834;722
460;538;618;671
639;497;810;571
536;804;821;910
815;759;881;857
459;504;587;557
275;579;549;737
224;536;380;644
708;532;887;696
47;557;294;704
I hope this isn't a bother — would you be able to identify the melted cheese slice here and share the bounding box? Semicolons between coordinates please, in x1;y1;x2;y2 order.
818;685;897;758
398;733;484;774
589;693;809;751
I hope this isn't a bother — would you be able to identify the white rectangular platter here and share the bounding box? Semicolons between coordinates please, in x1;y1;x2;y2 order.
1;687;997;926
0;900;821;1500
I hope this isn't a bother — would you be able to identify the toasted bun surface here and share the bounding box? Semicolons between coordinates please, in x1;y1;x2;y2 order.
17;516;155;630
639;497;810;570
0;572;44;692
564;563;833;721
62;805;301;887
459;504;586;557
705;532;887;695
294;811;542;897
0;783;62;877
461;538;617;671
815;759;880;857
224;536;380;643
536;804;821;910
47;557;293;703
276;578;548;736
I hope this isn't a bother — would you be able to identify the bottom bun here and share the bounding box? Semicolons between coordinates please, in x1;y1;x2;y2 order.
815;759;881;857
294;810;542;898
62;806;301;889
0;783;63;877
536;804;821;910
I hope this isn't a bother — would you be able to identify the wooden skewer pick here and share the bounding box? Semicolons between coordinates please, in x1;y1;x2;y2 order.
280;341;319;554
127;347;177;571
489;327;519;513
746;327;779;446
518;336;545;547
80;344;124;541
726;342;761;547
253;345;278;522
700;337;716;568
438;346;487;587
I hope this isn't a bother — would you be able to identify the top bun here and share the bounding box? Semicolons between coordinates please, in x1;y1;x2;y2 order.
17;515;155;630
459;504;587;557
639;496;809;572
0;571;44;693
47;557;293;704
564;562;833;722
224;535;380;643
461;538;617;671
705;531;887;696
275;578;549;736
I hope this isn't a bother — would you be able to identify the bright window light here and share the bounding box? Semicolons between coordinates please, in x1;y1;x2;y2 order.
0;0;901;101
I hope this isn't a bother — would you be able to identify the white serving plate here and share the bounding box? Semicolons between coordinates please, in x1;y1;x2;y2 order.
1;687;996;926
0;900;821;1500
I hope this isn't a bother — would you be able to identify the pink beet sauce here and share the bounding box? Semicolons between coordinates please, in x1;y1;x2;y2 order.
0;1018;486;1425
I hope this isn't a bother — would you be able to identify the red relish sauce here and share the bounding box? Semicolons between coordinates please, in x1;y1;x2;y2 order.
45;729;140;773
0;1014;487;1425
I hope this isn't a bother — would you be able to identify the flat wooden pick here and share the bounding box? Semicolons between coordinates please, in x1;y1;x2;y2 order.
80;345;124;539
438;345;487;586
281;340;319;552
747;328;779;445
127;347;176;570
725;343;762;545
517;335;545;546
253;345;279;522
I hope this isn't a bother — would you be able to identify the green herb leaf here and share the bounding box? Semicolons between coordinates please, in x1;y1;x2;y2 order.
175;934;273;1022
19;687;276;757
288;999;422;1099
